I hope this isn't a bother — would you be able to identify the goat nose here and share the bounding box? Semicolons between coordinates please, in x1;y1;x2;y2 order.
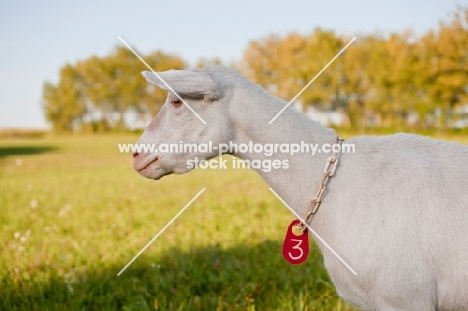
132;152;139;158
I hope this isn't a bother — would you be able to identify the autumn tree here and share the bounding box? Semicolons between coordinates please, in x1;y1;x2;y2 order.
240;6;468;131
43;65;87;131
241;29;345;112
432;8;468;130
43;47;185;132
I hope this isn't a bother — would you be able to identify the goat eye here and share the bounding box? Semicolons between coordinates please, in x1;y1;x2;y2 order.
171;98;182;107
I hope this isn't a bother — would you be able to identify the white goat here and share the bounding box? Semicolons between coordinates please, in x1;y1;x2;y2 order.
133;65;468;310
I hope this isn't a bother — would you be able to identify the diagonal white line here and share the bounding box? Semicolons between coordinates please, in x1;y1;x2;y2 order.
117;188;206;276
118;36;207;125
268;188;357;275
268;37;356;124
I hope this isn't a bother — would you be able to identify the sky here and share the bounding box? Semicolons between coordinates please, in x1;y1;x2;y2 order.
0;0;464;129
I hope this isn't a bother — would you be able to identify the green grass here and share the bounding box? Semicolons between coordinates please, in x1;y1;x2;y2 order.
1;132;466;310
0;134;357;311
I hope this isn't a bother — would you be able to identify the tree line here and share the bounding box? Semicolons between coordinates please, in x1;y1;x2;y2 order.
43;7;468;132
43;48;185;131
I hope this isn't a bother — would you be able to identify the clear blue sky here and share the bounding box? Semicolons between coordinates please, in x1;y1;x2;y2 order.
0;0;463;129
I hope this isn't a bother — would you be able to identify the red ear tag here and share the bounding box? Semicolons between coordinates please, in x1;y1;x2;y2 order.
282;219;309;264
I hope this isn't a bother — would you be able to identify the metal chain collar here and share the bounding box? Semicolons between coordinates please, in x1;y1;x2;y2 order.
296;136;344;232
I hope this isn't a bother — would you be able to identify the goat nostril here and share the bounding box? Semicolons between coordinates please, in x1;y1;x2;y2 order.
132;152;139;158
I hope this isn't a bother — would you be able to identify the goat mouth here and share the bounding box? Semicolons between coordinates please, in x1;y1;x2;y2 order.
137;156;159;172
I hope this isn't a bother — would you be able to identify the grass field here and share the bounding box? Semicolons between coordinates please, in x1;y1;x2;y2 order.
0;132;466;310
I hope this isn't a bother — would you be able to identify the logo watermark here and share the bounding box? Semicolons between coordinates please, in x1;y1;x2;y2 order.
119;141;355;172
185;156;289;173
118;141;355;156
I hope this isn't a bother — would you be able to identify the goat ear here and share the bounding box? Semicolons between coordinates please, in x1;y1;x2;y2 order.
141;70;227;99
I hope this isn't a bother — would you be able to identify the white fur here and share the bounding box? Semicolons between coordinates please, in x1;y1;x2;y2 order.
135;65;468;310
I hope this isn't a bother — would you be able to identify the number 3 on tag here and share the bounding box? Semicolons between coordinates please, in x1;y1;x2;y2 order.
282;219;309;264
